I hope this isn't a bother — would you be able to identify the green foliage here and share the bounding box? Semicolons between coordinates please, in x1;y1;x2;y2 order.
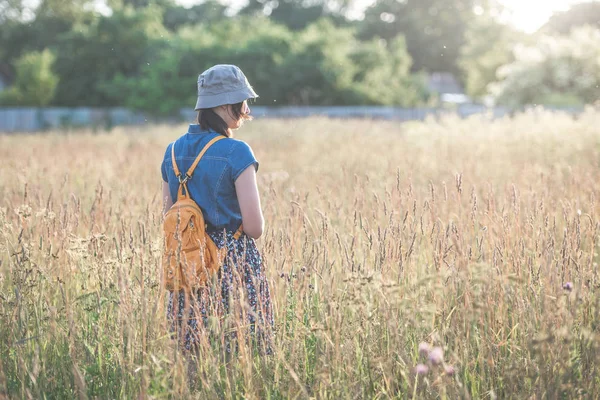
490;26;600;107
35;0;92;21
240;0;352;31
241;18;422;106
3;0;597;109
0;12;82;70
108;17;425;110
113;16;295;111
162;1;227;32
0;49;58;106
51;6;168;107
108;0;174;9
458;15;522;98
101;43;192;115
351;36;429;106
542;1;600;34
360;0;485;75
241;0;325;31
0;0;484;109
281;19;358;105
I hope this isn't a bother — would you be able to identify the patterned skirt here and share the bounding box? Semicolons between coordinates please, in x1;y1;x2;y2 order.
167;230;273;353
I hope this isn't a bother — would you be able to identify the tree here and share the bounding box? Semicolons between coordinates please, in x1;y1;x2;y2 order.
490;26;600;107
279;19;358;104
240;0;352;31
156;16;294;107
241;0;325;30
0;49;59;106
51;6;169;107
107;0;174;10
458;15;522;98
351;36;428;106
107;16;427;111
280;19;425;105
104;16;294;112
542;1;600;34
35;0;93;21
360;0;490;75
0;0;93;77
162;1;227;31
102;45;191;115
0;0;430;109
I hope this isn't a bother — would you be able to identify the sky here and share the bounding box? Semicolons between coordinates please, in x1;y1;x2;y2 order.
177;0;588;33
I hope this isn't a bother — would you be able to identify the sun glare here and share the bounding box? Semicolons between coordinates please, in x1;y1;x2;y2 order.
501;0;584;33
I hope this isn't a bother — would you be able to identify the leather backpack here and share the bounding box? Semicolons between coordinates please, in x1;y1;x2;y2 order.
162;136;227;292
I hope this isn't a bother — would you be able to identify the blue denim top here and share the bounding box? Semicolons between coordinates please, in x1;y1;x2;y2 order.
161;124;258;232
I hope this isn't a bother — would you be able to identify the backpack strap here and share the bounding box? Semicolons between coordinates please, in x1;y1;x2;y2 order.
171;135;226;200
186;136;226;178
171;135;245;239
233;224;244;240
170;142;181;178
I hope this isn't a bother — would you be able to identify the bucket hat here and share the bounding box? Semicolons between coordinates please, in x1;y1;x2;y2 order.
195;64;258;110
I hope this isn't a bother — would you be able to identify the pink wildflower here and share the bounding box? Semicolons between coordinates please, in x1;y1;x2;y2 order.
428;347;444;365
418;342;430;357
563;282;573;291
415;364;429;375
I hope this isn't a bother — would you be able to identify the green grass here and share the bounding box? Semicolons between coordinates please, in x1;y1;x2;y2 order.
1;110;600;398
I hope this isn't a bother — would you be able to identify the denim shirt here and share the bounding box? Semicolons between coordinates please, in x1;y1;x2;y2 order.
161;124;258;232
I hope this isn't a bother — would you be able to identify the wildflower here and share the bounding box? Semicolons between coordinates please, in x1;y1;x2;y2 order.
428;347;444;365
418;342;430;356
563;282;573;291
444;365;455;376
415;364;429;375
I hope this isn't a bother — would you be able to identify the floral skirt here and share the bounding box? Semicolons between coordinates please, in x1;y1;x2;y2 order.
167;230;273;353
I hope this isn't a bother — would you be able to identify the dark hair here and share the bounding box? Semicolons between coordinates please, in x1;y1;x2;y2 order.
196;102;252;137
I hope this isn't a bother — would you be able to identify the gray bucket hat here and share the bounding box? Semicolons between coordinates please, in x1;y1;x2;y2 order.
195;64;258;110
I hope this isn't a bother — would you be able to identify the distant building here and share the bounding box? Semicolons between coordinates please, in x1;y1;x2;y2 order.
427;72;470;104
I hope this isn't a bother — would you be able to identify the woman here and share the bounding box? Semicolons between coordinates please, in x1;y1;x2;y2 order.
161;64;273;353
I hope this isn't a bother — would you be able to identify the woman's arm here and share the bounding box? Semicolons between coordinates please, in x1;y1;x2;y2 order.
235;166;264;239
162;181;173;216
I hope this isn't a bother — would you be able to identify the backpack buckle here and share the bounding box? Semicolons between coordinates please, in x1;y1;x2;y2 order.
178;174;191;184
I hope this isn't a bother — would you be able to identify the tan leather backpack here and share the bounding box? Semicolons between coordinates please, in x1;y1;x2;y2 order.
162;136;228;292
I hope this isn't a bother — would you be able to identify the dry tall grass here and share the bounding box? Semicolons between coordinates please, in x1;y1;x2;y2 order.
1;110;599;399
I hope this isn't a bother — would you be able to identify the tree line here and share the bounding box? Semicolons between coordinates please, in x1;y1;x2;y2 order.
0;0;598;113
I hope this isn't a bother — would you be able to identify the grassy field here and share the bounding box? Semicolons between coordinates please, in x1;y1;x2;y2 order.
1;110;599;399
